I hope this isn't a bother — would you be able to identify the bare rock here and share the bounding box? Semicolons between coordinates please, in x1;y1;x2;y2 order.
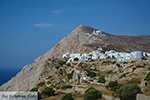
136;94;150;100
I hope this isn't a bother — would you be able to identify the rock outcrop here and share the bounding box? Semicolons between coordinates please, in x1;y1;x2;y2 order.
136;94;150;100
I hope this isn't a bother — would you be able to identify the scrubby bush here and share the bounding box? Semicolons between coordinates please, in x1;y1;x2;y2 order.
67;73;73;79
84;87;102;100
55;65;60;69
106;80;118;88
66;63;71;66
38;82;45;86
61;93;74;100
141;57;147;60
112;56;115;58
136;65;145;68
145;72;150;81
74;58;79;61
100;48;110;53
107;70;113;74
120;73;126;78
30;88;41;99
112;61;116;64
30;87;38;92
47;81;51;84
97;76;106;83
41;87;55;96
85;69;96;78
38;91;42;99
58;60;66;66
116;64;121;68
106;80;121;91
116;84;141;100
47;76;52;79
62;85;72;89
59;69;63;75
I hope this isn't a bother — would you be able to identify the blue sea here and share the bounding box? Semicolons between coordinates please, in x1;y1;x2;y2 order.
0;67;22;87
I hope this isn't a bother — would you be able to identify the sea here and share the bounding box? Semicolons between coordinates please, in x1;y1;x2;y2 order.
0;67;22;87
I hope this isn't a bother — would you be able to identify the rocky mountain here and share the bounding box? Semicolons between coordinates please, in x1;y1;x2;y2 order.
35;24;150;62
0;24;150;92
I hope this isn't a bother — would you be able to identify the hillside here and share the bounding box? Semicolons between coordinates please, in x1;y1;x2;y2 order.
0;25;150;100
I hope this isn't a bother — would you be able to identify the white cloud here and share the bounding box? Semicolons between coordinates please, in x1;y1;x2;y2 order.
51;10;63;16
33;23;53;28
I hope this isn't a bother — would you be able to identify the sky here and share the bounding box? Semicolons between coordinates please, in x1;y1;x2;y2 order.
0;0;150;85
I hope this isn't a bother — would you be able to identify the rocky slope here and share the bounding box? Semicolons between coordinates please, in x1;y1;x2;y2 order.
0;24;150;92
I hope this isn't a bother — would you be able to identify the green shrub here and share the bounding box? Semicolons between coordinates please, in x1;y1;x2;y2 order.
126;78;141;84
74;58;79;61
59;69;63;75
61;93;74;100
145;72;150;81
106;80;120;91
47;81;51;84
85;69;96;78
66;63;71;66
83;80;90;84
116;84;141;100
30;88;41;99
106;80;118;88
58;60;66;66
120;73;126;78
67;71;74;80
62;85;72;89
41;87;55;96
107;70;113;74
89;79;93;82
84;87;102;100
148;68;150;70
38;82;45;86
112;61;116;64
97;76;106;83
47;76;52;79
136;65;145;68
116;64;121;68
67;73;73;79
93;68;97;71
107;56;111;59
141;57;147;60
55;65;60;69
30;87;38;92
90;59;94;61
38;91;42;99
100;48;110;53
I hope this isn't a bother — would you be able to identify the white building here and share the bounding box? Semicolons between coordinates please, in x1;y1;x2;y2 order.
63;49;148;63
92;30;106;36
83;76;90;80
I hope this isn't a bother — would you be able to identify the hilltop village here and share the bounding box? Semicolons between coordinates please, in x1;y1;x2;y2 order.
63;49;150;63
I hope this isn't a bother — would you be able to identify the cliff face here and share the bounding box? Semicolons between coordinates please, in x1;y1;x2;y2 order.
0;24;150;91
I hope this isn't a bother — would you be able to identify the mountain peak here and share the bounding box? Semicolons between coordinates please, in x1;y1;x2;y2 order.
76;24;97;33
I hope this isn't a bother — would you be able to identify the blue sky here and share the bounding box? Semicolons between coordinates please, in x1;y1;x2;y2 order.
0;0;150;85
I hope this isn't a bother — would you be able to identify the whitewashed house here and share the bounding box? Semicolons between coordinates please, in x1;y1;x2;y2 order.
146;53;150;56
63;52;70;58
83;76;90;80
92;30;106;36
63;49;148;63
